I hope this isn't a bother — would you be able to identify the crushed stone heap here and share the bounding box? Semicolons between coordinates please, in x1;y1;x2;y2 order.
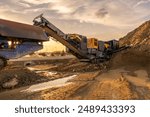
119;20;150;46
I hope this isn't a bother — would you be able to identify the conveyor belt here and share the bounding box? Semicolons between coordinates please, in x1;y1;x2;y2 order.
33;14;87;59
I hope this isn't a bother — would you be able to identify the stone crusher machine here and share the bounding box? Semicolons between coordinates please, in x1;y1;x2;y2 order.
0;14;128;69
33;14;128;62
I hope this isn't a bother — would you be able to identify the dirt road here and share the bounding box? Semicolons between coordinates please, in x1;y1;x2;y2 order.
25;67;150;100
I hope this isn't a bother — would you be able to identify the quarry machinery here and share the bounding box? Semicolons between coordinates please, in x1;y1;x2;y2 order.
0;14;128;69
33;14;126;62
0;18;48;68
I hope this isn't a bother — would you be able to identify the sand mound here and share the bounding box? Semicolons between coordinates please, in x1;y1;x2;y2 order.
110;48;150;69
111;20;150;72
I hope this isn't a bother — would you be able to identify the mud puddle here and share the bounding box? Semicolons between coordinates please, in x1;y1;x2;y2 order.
21;75;77;93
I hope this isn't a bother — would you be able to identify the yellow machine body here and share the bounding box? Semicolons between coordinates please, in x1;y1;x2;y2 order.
87;38;98;49
104;43;110;49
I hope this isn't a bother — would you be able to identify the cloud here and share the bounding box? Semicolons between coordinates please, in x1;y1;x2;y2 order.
134;0;150;7
96;8;108;18
25;0;148;27
0;0;149;40
21;0;52;4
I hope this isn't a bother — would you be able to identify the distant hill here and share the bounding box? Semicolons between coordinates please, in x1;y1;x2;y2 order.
119;20;150;46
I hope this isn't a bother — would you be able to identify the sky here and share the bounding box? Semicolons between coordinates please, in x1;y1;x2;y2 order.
0;0;150;52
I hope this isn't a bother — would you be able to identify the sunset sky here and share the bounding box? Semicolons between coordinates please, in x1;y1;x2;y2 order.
0;0;150;52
